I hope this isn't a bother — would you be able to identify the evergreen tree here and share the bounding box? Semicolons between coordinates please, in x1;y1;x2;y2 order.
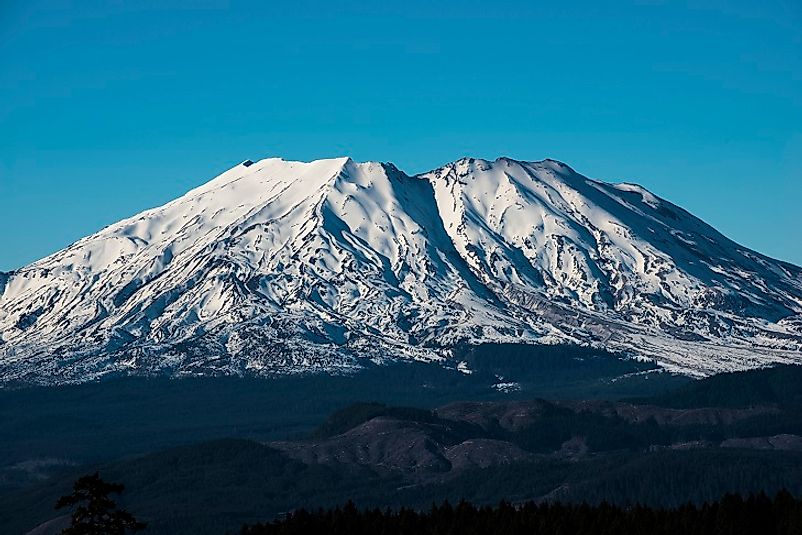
55;472;146;535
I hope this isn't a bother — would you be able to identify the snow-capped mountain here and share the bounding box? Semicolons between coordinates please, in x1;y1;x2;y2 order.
2;156;801;384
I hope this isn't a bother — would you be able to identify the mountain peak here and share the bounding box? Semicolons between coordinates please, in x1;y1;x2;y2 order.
1;155;800;385
189;156;354;193
424;156;579;180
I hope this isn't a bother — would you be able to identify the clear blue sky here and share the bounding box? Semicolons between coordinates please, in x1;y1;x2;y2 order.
1;0;800;271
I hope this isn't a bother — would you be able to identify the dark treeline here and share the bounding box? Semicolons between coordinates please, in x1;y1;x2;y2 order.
242;491;802;535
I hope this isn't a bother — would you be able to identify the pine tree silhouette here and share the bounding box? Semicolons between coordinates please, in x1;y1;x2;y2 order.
55;472;146;534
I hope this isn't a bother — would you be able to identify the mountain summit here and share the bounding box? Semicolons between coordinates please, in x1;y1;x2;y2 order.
2;157;801;384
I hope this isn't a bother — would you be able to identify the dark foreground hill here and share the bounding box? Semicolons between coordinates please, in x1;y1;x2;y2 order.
3;364;802;534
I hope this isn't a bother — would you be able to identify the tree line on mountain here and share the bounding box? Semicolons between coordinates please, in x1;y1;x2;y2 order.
641;363;802;409
241;492;802;535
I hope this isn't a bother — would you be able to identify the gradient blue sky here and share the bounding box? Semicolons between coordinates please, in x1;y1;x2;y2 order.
1;0;800;271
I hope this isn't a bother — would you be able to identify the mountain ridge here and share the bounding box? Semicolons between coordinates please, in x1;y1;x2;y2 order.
1;155;801;385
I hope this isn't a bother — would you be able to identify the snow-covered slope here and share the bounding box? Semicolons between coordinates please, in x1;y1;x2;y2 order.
1;157;801;384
